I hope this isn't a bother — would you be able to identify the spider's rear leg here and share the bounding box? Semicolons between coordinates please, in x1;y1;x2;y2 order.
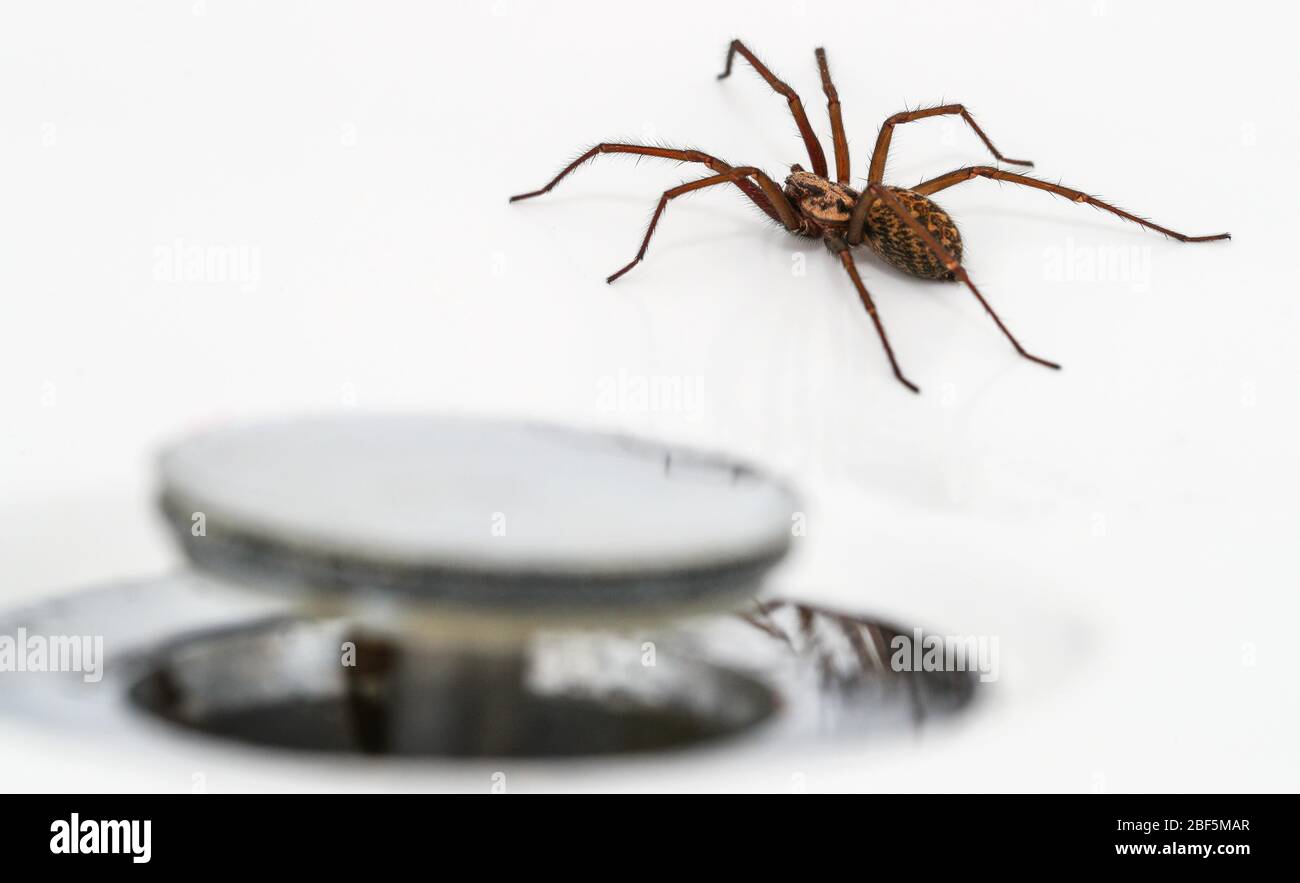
607;167;793;284
865;185;1061;372
868;104;1033;186
913;166;1231;242
825;236;921;394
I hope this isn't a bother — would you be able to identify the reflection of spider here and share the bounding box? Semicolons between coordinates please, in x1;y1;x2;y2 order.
738;600;975;717
510;40;1230;393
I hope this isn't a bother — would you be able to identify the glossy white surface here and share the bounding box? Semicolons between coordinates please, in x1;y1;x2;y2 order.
0;0;1293;792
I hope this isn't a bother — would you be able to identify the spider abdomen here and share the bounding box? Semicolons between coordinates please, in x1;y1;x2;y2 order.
862;187;963;280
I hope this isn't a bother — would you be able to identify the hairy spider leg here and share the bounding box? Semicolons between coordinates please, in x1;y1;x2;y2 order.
508;143;799;230
718;39;829;179
607;167;782;283
825;235;920;393
865;184;1062;371
868;104;1034;186
913;166;1231;242
814;48;850;185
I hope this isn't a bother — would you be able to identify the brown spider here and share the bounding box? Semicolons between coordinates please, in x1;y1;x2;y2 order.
509;40;1230;393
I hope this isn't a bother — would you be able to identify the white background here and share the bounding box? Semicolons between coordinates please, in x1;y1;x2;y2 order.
1;0;1296;791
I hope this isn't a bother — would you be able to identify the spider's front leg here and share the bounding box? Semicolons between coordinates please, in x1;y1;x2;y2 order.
825;236;920;393
508;142;797;230
606;167;799;284
717;39;830;179
814;47;850;185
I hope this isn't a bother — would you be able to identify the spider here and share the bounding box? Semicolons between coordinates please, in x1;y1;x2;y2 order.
509;40;1230;393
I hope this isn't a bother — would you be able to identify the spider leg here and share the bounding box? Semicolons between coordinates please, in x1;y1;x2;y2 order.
814;48;850;185
607;167;787;284
913;166;1231;242
825;236;920;393
717;39;829;178
867;104;1033;185
865;184;1062;371
508;142;799;231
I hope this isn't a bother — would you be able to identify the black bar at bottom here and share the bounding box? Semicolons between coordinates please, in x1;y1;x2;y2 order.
0;794;1286;868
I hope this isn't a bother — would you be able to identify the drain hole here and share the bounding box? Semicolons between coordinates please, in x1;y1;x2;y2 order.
128;619;778;758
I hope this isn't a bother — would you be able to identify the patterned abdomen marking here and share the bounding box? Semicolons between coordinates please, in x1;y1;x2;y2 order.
863;188;963;280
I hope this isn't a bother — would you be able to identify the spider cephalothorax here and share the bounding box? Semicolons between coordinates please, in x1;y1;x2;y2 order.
510;40;1230;393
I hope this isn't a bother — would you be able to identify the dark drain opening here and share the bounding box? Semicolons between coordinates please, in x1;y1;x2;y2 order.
128;619;779;758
